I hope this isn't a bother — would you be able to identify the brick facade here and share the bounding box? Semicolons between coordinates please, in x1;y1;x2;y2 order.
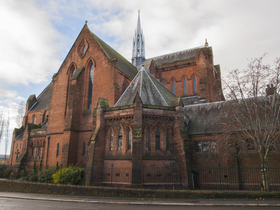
10;22;270;188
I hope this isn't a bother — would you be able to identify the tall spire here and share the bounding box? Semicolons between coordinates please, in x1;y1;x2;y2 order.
132;10;145;67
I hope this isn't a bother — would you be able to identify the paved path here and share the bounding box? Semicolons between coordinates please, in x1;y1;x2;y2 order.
0;192;280;207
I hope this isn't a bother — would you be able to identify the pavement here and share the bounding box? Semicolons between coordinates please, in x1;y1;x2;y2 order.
0;192;280;207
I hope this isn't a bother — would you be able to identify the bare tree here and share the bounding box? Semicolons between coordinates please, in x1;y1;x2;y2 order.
219;55;280;191
16;101;25;128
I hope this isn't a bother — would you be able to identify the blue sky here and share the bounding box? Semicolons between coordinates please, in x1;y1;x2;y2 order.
0;0;280;155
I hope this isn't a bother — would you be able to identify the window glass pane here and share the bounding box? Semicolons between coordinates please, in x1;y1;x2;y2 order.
193;76;197;92
184;78;187;94
128;130;131;150
72;67;76;77
195;142;201;152
57;143;59;157
83;142;86;156
202;141;209;152
163;82;166;87
166;131;169;150
87;64;94;109
211;141;216;152
83;45;86;54
146;130;149;150
155;128;160;150
172;80;175;94
33;116;36;124
118;129;122;150
110;132;113;151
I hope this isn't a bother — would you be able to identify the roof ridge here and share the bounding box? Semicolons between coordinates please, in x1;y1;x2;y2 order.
143;70;168;106
114;69;142;107
146;45;205;61
89;30;138;76
36;82;53;101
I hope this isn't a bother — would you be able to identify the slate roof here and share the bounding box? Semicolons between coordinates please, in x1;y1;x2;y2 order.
30;82;53;112
114;67;177;107
138;46;204;71
89;29;138;79
184;101;227;135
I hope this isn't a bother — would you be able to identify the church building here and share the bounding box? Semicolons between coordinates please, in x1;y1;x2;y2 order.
10;11;227;186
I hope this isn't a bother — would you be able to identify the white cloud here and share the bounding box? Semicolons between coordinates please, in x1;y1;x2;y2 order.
0;0;62;86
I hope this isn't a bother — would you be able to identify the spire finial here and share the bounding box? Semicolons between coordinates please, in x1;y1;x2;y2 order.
85;20;88;25
205;39;209;47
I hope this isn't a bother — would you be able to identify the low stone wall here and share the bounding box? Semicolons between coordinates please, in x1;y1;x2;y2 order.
0;179;279;199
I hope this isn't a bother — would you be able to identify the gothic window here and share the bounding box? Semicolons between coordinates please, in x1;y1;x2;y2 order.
184;78;187;94
166;131;170;151
128;130;131;150
87;63;94;109
124;83;126;91
146;129;149;150
33;115;36;124
155;128;160;150
163;82;166;87
118;129;122;151
110;131;113;151
71;67;76;77
202;141;209;152
193;76;197;93
56;143;59;157
195;142;201;152
83;142;86;156
172;80;175;94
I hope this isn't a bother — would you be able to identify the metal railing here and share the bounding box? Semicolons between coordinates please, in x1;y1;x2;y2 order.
2;164;280;191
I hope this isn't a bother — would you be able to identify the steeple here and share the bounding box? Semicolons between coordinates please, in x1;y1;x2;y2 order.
132;10;145;67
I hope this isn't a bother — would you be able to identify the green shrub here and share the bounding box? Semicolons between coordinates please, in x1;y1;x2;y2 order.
52;164;84;185
38;167;56;183
29;174;38;182
0;168;11;178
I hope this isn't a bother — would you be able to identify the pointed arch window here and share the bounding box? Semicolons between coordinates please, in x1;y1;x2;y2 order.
110;131;113;151
124;83;126;91
172;80;175;94
193;76;197;93
118;129;122;150
87;63;94;109
71;67;76;77
163;82;166;87
128;130;131;150
155;128;160;150
83;142;86;156
166;131;170;151
146;129;149;150
56;143;59;157
33;115;36;124
184;78;187;94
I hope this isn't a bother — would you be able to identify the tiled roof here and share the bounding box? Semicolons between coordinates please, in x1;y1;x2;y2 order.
114;67;177;107
139;46;204;71
89;28;138;79
30;83;53;112
184;101;227;135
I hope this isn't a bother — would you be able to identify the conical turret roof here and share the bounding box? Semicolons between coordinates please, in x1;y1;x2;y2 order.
114;66;177;107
